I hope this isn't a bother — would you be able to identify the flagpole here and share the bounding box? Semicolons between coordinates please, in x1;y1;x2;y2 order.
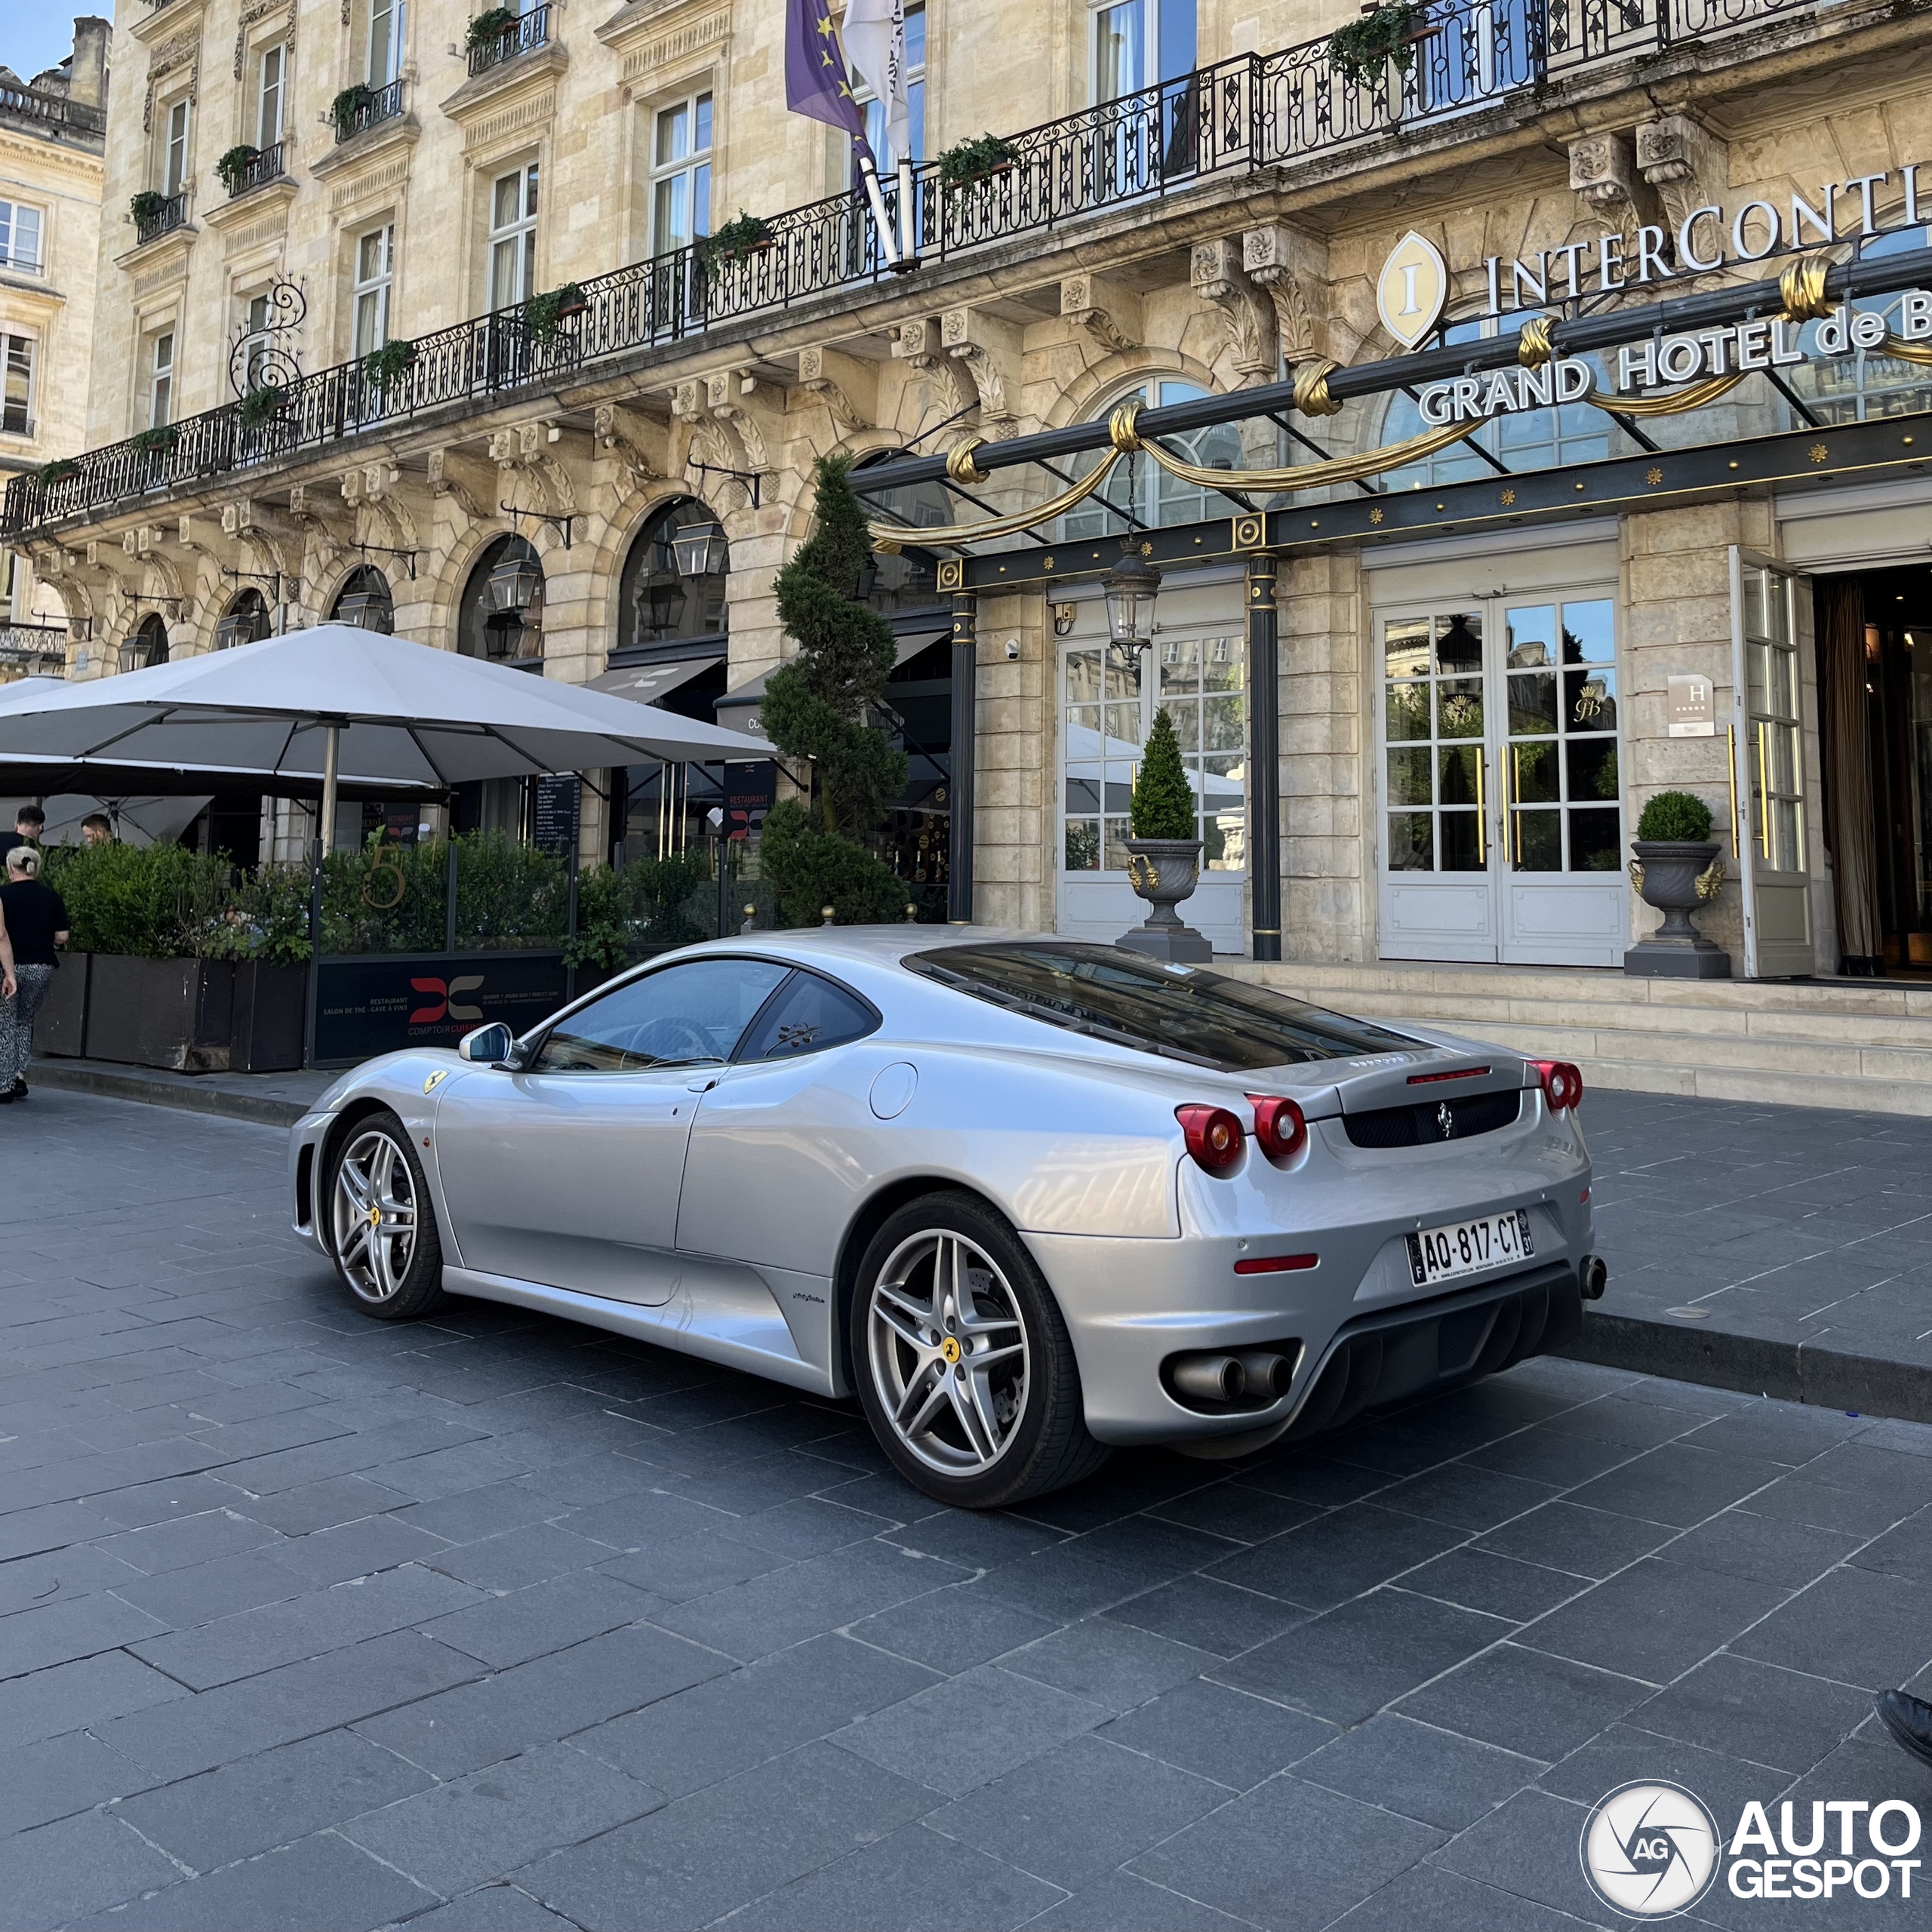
854;148;901;271
897;157;916;266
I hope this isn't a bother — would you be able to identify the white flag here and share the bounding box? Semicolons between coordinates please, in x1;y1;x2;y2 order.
841;0;909;162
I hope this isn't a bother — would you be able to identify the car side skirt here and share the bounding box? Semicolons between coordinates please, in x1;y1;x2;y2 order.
440;1265;838;1397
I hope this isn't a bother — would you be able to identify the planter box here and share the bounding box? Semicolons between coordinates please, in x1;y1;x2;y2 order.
33;952;90;1057
232;960;309;1072
85;956;235;1071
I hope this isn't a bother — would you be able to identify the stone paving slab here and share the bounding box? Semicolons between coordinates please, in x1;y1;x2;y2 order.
1;1088;1928;1930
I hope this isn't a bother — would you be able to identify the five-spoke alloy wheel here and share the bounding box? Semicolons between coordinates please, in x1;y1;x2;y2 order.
854;1192;1107;1507
326;1112;445;1318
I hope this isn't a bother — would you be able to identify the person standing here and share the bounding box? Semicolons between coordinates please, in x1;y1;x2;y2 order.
0;804;44;861
0;846;68;1103
79;813;113;847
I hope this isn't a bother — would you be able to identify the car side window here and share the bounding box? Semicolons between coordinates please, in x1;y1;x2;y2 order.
533;958;792;1073
736;969;878;1062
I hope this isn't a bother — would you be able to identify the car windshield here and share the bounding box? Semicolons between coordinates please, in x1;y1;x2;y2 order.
906;943;1420;1072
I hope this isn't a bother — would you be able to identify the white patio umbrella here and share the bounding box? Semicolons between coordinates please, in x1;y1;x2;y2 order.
0;626;770;851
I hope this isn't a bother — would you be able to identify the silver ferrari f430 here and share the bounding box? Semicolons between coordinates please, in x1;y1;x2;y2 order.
290;931;1602;1507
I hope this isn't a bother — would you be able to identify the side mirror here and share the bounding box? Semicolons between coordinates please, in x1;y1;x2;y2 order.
457;1023;514;1064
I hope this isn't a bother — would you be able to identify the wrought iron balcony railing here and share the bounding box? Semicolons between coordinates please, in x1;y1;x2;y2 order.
5;0;1822;537
133;191;188;246
336;78;405;142
467;6;549;78
224;143;286;199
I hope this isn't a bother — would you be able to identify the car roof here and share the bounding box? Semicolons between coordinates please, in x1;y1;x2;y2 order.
672;925;1054;970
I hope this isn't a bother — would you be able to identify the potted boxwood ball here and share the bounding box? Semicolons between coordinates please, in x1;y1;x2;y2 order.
1118;706;1212;964
1623;788;1730;978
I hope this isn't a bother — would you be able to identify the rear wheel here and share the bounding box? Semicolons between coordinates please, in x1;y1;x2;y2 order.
852;1192;1109;1509
326;1112;446;1320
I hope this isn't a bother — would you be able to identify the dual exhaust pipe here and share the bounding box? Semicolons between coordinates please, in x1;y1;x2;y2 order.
1168;1347;1297;1408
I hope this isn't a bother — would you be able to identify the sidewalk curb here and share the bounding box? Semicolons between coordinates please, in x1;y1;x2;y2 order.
1564;1310;1932;1426
28;1060;309;1128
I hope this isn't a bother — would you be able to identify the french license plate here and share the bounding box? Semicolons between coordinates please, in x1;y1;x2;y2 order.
1405;1210;1534;1287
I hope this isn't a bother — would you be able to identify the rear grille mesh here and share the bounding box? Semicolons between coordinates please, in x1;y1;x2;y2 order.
1342;1088;1523;1149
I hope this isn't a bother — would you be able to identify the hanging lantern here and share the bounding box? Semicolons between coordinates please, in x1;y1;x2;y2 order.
214;595;271;651
336;589;392;631
1103;537;1161;648
670;518;726;578
485;552;541;615
640;574;682;636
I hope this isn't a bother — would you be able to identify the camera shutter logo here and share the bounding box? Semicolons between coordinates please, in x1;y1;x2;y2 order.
1580;1781;1723;1918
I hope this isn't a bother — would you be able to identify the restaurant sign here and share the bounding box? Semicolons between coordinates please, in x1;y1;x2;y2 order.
1415;295;1932;426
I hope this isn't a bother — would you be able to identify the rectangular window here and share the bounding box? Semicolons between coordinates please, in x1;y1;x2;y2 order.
0;199;43;274
488;162;539;309
242;294;272;389
368;0;405;86
2;334;33;435
1091;0;1194;95
353;223;393;355
650;94;712;257
257;45;286;147
149;331;174;427
165;98;190;195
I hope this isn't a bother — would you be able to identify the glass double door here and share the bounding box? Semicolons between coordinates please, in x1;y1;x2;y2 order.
1378;590;1628;965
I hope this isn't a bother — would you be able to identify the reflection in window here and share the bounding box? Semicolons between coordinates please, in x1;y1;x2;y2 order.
1789;229;1932;425
617;497;726;650
1502;598;1620;874
533;958;790;1071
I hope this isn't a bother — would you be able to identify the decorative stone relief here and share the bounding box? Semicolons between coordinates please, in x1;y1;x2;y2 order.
490;420;576;515
1060;274;1141;356
797;346;873;435
1635;114;1728;238
941;308;1023;431
1190;238;1277;386
1569;130;1663;237
593;402;666;481
427;447;489;521
143;30;202;131
1243;223;1324;364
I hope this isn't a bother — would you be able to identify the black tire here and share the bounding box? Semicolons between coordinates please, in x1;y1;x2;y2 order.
324;1109;447;1320
851;1191;1110;1509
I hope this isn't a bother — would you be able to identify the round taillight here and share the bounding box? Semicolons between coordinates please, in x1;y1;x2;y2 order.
1176;1103;1244;1174
1537;1059;1583;1112
1247;1094;1307;1162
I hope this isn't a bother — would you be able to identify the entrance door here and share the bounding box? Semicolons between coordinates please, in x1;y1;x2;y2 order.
1058;605;1247;953
1730;551;1817;977
1378;591;1626;965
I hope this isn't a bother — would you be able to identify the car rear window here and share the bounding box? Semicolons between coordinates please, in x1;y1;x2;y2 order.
905;943;1419;1072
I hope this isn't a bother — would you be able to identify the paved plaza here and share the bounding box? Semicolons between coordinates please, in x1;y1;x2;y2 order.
1;1088;1929;1930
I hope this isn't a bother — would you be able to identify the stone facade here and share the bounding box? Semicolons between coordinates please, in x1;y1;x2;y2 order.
0;21;108;638
17;0;1932;971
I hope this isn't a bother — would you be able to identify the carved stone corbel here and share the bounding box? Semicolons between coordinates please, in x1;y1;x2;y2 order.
593;402;666;482
1243;223;1324;365
940;308;1023;431
1635;114;1728;240
704;370;770;475
1060;274;1141;357
1569;131;1665;238
889;317;965;416
1190;238;1278;387
427;446;490;521
798;346;875;435
489;422;577;516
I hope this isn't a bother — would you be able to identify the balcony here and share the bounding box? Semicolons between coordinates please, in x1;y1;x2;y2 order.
222;143;287;201
0;78;106;137
334;78;405;143
132;192;188;247
0;622;69;671
2;0;1850;537
467;5;549;78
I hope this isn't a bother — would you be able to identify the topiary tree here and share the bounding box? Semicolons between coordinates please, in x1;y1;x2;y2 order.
1130;706;1198;841
758;456;909;926
1635;789;1715;842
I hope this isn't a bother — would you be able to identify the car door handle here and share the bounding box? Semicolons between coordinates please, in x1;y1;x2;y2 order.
687;1077;719;1093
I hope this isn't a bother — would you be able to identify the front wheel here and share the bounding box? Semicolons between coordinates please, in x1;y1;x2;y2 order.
852;1192;1109;1509
326;1112;447;1319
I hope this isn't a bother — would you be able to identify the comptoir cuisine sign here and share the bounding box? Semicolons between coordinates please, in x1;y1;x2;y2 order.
1415;298;1932;425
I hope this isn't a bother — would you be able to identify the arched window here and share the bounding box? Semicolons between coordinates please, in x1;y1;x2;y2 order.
1062;378;1245;540
852;449;946;613
1377;312;1623;490
330;564;395;632
615;498;726;654
458;534;543;662
214;588;271;650
124;613;168;671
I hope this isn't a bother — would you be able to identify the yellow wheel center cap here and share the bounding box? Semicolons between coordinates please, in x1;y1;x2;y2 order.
368;1205;383;1229
941;1336;961;1364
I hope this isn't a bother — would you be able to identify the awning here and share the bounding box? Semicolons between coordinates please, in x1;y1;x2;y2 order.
590;649;725;712
714;626;946;743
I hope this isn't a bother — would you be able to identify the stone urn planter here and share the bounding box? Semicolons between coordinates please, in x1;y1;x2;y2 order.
1623;838;1730;979
1118;837;1212;964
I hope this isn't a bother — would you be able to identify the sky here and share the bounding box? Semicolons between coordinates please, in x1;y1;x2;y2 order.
5;17;82;85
